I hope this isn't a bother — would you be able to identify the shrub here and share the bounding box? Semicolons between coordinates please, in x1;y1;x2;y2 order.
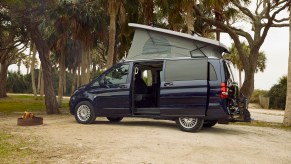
268;76;287;110
250;89;268;103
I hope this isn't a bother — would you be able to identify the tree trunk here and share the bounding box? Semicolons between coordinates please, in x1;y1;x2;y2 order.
106;0;118;68
186;4;194;34
26;23;59;114
31;43;38;100
37;65;42;93
77;66;81;88
239;70;242;88
58;51;65;107
0;61;8;98
71;68;77;95
40;71;44;100
81;49;89;85
86;49;91;83
240;69;254;100
17;61;21;74
143;0;153;25
283;7;291;126
64;72;67;96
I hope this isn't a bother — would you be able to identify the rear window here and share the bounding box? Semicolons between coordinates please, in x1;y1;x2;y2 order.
164;59;207;82
223;60;237;82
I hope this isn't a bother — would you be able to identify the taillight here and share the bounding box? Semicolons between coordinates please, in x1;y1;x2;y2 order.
220;82;228;99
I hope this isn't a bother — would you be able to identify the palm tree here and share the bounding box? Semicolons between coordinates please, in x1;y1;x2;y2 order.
224;42;266;88
106;0;121;68
201;0;240;41
142;0;154;25
30;43;38;100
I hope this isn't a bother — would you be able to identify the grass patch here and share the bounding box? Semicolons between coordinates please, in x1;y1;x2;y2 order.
0;94;69;114
0;130;32;162
232;120;291;131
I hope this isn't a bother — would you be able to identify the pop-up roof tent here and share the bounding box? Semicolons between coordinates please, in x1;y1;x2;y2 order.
126;23;228;60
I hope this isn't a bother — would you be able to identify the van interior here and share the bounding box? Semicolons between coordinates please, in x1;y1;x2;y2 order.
132;61;163;114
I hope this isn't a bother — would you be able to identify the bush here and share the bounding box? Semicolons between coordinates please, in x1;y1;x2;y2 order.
250;89;268;103
6;72;32;93
268;76;287;110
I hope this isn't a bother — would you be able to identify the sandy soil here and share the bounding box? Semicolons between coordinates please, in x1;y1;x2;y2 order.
1;107;291;164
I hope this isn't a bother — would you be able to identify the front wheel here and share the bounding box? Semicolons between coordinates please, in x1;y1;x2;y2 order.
176;117;204;132
107;117;123;122
74;101;96;124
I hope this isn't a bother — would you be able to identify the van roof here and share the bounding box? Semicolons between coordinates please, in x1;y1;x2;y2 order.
126;23;228;60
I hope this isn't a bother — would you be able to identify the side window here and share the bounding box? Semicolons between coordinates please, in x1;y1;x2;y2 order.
164;59;207;82
98;64;129;88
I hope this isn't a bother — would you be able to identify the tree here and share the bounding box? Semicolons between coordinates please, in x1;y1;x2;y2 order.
30;43;38;100
0;5;28;98
284;1;291;126
269;76;287;109
142;0;154;25
224;42;266;88
193;0;289;99
19;0;60;114
106;0;120;68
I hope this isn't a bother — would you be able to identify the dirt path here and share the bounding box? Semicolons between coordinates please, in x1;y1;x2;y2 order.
1;109;291;164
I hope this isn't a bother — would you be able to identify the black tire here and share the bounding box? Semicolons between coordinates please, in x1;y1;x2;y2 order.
203;120;218;128
107;117;123;122
176;117;204;132
74;101;96;124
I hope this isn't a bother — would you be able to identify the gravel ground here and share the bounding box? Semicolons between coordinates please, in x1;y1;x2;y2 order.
1;104;290;163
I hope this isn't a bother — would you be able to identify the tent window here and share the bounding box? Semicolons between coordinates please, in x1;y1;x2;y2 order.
164;59;207;82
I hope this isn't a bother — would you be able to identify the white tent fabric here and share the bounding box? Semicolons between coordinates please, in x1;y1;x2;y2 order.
127;23;228;60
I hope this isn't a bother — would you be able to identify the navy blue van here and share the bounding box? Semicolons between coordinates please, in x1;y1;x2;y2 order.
69;57;250;132
69;24;250;132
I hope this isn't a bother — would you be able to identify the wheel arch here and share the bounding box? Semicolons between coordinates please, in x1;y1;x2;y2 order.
73;98;95;112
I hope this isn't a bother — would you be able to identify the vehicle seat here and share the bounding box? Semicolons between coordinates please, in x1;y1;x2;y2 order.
134;71;147;94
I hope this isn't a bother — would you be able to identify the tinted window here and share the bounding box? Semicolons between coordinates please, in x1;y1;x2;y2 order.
92;64;129;87
164;59;207;82
104;64;129;84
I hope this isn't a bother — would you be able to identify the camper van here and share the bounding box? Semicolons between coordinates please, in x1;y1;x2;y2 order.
69;24;250;132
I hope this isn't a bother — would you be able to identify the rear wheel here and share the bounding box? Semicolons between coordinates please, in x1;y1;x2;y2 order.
74;101;96;124
176;117;204;132
107;117;123;122
203;120;218;128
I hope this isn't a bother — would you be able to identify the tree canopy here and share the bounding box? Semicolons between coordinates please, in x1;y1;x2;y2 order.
0;0;289;114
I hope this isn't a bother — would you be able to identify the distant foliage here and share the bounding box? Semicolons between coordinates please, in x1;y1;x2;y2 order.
6;70;74;96
268;76;287;110
250;89;268;103
6;72;32;93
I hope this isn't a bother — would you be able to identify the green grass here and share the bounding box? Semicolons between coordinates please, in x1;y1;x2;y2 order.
0;94;69;114
0;130;32;162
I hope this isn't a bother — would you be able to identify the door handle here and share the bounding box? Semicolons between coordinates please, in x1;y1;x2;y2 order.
119;84;127;89
164;82;173;87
